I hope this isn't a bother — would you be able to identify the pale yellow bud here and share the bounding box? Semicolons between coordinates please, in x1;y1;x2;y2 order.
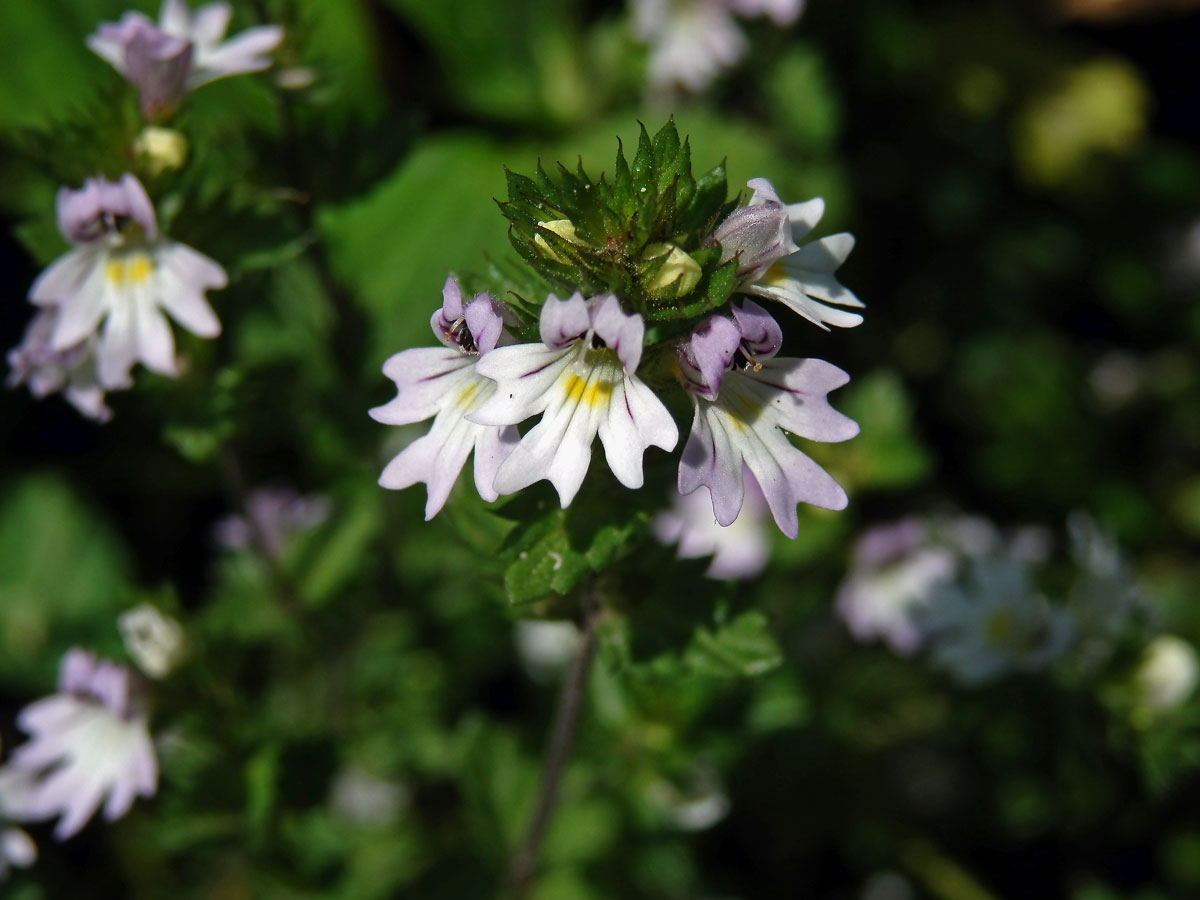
643;242;702;297
134;126;188;176
119;604;187;679
533;219;582;263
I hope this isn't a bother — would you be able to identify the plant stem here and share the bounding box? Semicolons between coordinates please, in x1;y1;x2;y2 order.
507;586;603;894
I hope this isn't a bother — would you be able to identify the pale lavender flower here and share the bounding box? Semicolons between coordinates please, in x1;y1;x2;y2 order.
835;519;958;656
631;0;804;93
713;178;863;330
0;649;156;840
7;308;113;421
371;277;520;519
0;738;36;882
919;561;1074;685
21;175;225;395
469;293;678;507
89;0;283;118
676;300;857;539
214;486;332;558
653;467;771;579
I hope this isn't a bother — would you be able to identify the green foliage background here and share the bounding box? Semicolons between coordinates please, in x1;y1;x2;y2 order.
1;1;1199;898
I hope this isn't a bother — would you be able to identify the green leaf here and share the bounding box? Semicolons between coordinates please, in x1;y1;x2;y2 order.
683;611;783;679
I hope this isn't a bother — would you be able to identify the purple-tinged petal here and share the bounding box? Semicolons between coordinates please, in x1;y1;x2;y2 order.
473;424;520;502
731;300;781;360
118;174;158;239
188;2;234;45
752;358;859;442
469;344;574;426
588;293;644;372
370;348;474;426
538;292;591;349
464;294;505;355
678;314;739;399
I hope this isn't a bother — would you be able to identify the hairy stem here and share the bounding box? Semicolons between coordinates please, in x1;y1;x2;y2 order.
507;586;603;894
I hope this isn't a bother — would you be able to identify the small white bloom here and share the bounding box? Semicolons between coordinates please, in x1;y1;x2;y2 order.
1135;635;1199;712
920;561;1074;686
514;620;581;683
653;467;771;579
22;174;225;395
89;0;284;118
470;292;678;507
0;649;157;840
119;604;186;679
371;277;520;519
0;739;36;882
713;178;864;330
328;766;409;826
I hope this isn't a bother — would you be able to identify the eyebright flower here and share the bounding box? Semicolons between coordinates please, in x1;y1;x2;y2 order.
630;0;804;94
653;466;771;579
0;649;157;840
712;178;863;330
6;308;112;421
919;560;1074;685
214;486;332;558
676;300;858;538
469;292;679;507
17;174;225;403
371;277;520;519
89;0;284;119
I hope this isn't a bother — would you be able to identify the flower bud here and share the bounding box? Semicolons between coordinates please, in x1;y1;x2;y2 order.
643;242;702;297
533;219;583;263
119;604;186;679
134;126;188;176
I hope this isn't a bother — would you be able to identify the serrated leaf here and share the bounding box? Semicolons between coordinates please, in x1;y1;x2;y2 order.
684;611;783;679
502;510;590;604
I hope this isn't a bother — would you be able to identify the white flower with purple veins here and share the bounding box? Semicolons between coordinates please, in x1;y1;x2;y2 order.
89;0;283;118
371;277;520;519
919;561;1074;686
7;307;112;421
676;300;858;539
0;649;157;840
653;466;771;579
470;293;679;507
22;174;225;395
712;178;863;330
835;519;958;656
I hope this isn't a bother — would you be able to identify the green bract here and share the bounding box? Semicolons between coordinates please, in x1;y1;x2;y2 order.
500;119;739;326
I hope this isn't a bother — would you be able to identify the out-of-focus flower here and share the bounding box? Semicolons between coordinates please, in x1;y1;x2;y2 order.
676;301;857;538
835;519;957;656
6;308;112;421
647;765;731;831
920;561;1074;685
0;739;36;882
17;174;225;400
89;0;283;118
371;277;520;519
713;178;863;330
653;467;771;579
328;766;409;826
514;620;581;683
470;293;678;508
1053;0;1200;22
214;486;331;557
1135;635;1198;712
118;605;186;679
134;126;188;175
0;649;156;840
631;0;804;94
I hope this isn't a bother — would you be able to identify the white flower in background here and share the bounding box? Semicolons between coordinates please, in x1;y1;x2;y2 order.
919;560;1074;686
371;277;520;519
712;178;863;330
89;0;283;118
0;739;36;882
328;766;409;826
514;620;582;683
653;467;772;579
20;174;225;397
469;292;678;507
0;649;157;840
1135;635;1199;712
119;605;186;679
835;519;958;656
675;301;857;539
6;307;113;421
631;0;804;94
214;485;332;557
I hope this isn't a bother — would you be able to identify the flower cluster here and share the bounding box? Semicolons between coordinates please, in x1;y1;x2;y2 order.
0;649;158;842
374;157;862;554
7;0;283;421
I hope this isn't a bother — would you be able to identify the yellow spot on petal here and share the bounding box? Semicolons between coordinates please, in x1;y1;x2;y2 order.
105;254;154;286
456;380;482;410
762;260;790;287
105;259;126;286
563;373;612;408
